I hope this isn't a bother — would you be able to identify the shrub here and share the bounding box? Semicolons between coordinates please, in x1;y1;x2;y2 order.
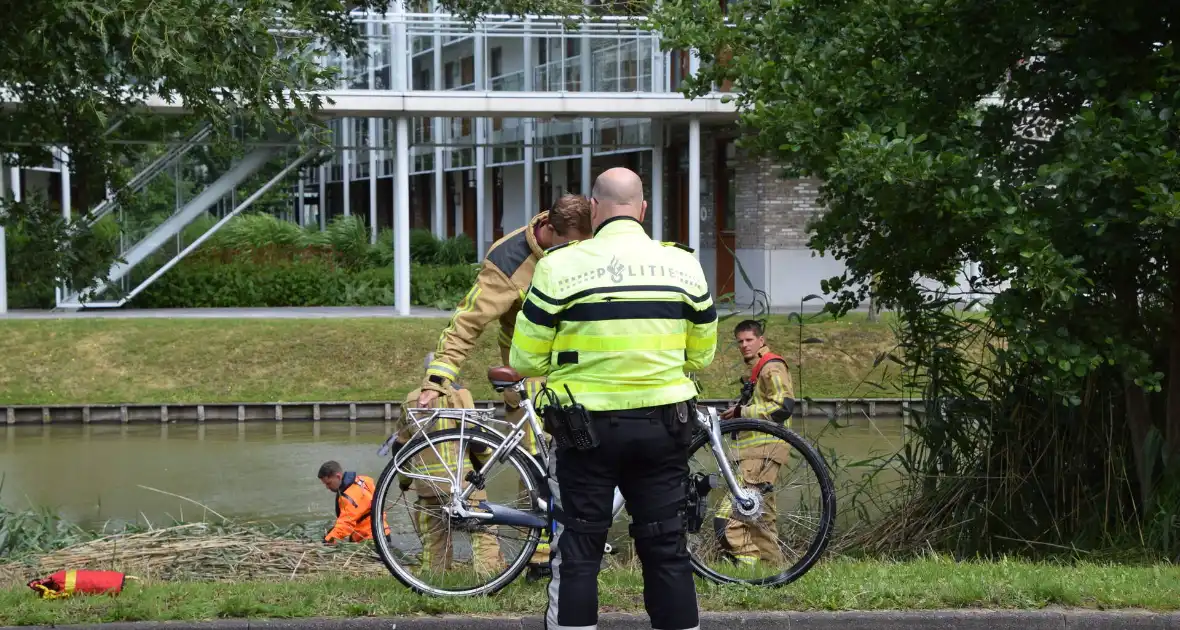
410;263;479;309
409;228;438;263
434;234;476;266
1;196;119;309
133;258;349;308
132;259;478;310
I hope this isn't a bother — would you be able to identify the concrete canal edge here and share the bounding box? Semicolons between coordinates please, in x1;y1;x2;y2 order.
2;398;924;425
10;609;1180;629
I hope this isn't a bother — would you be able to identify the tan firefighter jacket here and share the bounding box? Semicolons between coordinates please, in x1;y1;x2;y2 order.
425;212;549;387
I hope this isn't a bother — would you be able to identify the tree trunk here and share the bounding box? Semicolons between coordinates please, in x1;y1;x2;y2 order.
1168;258;1180;462
1116;276;1157;507
1125;382;1155;508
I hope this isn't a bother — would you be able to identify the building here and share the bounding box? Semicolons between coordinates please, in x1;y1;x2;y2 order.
1;3;978;314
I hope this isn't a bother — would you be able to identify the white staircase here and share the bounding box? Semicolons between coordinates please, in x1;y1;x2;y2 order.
59;135;321;309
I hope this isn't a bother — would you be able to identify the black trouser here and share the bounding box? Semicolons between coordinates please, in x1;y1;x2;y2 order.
545;405;698;630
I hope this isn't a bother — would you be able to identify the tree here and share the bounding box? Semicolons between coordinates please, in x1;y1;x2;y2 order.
654;0;1180;554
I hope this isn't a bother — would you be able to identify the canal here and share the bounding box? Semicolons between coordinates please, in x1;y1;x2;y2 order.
0;418;907;529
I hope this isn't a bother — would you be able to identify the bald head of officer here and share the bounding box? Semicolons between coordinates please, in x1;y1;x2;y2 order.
589;167;648;229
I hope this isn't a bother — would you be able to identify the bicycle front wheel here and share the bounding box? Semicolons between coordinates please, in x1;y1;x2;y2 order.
372;428;548;597
686;418;836;587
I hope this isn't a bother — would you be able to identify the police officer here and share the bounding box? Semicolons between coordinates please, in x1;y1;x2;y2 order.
510;167;718;630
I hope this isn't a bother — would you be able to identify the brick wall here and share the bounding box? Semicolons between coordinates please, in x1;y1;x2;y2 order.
658;124;824;251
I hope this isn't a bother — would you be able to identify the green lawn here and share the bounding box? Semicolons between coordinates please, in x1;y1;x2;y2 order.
0;314;906;404
1;557;1176;625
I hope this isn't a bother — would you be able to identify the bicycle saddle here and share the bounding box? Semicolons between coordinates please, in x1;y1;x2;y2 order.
487;366;523;391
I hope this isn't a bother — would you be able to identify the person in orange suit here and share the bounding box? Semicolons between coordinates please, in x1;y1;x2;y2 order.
318;460;386;544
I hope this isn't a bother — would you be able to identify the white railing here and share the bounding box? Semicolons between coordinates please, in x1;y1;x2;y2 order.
316;11;668;97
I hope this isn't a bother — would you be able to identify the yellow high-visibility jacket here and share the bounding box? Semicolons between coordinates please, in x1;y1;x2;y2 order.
509;217;718;411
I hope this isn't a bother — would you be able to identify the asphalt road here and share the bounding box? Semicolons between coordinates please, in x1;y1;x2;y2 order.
6;609;1179;629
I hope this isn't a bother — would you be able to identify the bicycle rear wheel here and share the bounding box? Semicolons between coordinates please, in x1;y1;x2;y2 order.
686;418;836;587
372;428;548;597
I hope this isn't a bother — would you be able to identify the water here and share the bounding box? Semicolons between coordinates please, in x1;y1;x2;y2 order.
0;418;907;529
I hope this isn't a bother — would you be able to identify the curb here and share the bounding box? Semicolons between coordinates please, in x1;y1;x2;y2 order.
8;609;1180;630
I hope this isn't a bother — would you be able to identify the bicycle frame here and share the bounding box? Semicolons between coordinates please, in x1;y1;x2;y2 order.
390;379;754;526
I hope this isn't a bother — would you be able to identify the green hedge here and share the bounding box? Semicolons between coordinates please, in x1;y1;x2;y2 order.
132;258;478;310
129;214;481;310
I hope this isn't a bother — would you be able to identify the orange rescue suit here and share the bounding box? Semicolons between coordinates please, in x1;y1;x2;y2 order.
325;472;385;543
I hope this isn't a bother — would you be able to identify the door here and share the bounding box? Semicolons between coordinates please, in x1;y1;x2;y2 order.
715;139;737;299
667;144;689;244
462;170;477;238
492;167;504;240
446;173;457;237
539;162;553;211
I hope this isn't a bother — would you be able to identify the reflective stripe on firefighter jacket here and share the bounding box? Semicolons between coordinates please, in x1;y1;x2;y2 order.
509;216;718;410
326;472;382;543
735;346;796;448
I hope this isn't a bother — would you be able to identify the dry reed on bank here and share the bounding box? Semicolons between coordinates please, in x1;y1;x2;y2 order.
0;523;386;583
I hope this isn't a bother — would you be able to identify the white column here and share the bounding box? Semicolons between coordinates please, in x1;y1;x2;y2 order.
318;164;327;230
342;119;352;216
0;224;6;314
476;120;487;258
580;32;592;196
369;118;379;243
431;6;445;238
688;116;701;257
58;147;71;223
523;19;535;218
651;120;664;241
474;22;487;257
1;160;12;314
7;164;19;202
297;173;306;226
395;117;412;316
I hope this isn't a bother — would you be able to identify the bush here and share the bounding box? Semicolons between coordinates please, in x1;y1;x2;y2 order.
434;234;476;266
4;208;480;310
1;196;119;309
132;259;478;310
411;263;479;309
409;228;438;263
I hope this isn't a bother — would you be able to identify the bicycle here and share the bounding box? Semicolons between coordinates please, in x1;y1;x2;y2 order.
371;366;836;597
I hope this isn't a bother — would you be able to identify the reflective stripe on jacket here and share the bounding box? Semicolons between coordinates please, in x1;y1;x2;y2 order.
510;216;718;411
326;472;380;543
740;346;796;424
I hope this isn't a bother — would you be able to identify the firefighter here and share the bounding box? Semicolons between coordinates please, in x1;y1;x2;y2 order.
416;194;592;573
510;167;718;630
400;379;505;575
318;460;386;544
717;319;796;565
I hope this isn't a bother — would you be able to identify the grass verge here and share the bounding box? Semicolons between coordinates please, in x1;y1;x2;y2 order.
0;314;907;404
1;557;1177;625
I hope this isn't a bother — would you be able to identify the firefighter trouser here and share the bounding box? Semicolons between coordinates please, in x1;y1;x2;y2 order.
414;494;505;575
502;377;551;566
545;406;698;630
713;439;790;565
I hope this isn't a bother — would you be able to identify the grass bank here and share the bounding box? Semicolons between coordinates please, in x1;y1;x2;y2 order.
0;314;906;404
1;556;1177;625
